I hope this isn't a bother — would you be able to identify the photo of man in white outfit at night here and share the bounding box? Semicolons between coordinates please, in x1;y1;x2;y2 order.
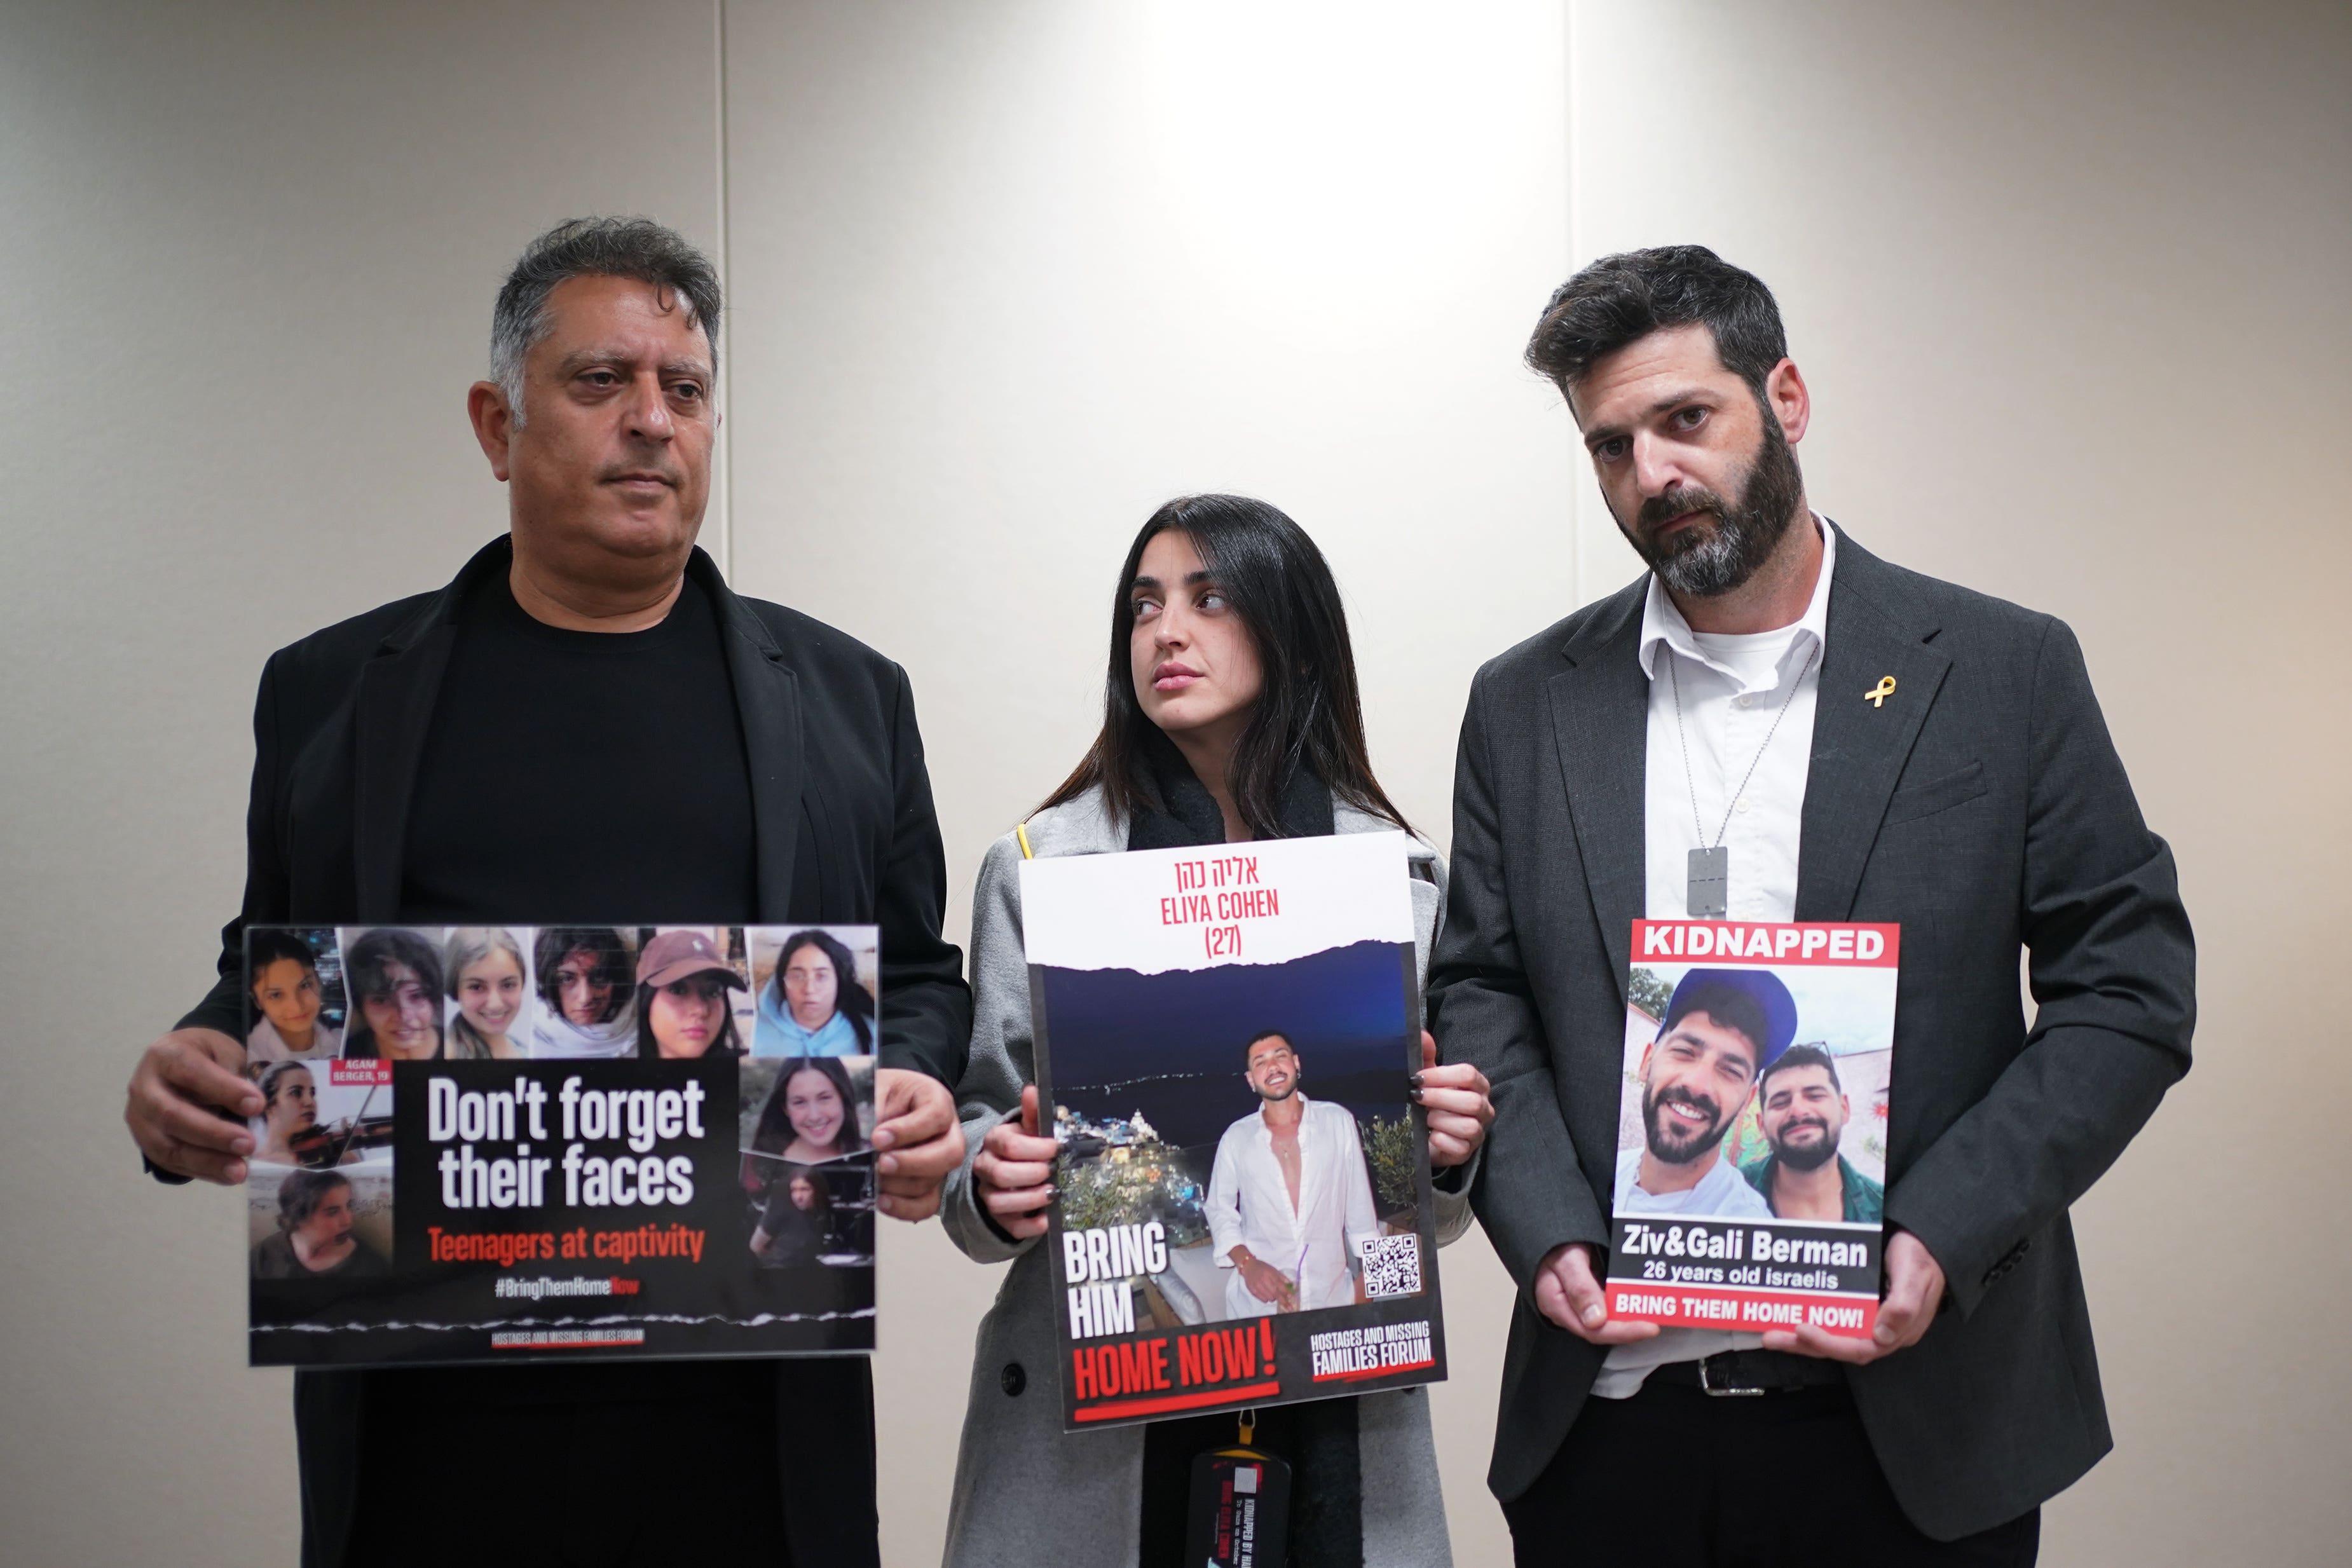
1205;1029;1380;1318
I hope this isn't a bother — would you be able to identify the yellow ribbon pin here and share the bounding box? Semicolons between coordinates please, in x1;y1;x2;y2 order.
1864;676;1897;708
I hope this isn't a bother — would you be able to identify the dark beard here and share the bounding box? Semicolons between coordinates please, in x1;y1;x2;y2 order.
1641;1082;1728;1166
1768;1117;1842;1173
1619;411;1805;598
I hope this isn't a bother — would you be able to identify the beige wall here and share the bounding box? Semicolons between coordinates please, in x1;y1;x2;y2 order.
3;3;2344;1564
1565;6;2352;1564
0;3;721;1563
714;8;1571;1555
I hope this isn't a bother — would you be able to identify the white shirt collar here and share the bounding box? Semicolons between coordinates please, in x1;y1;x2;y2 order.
1252;1091;1313;1134
1638;514;1837;681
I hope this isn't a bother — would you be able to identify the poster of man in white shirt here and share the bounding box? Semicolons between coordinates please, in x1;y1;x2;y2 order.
1613;967;1796;1221
1206;1029;1382;1317
1019;835;1449;1429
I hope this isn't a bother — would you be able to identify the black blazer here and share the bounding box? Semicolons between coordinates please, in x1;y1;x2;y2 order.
172;535;971;1568
1430;526;2194;1540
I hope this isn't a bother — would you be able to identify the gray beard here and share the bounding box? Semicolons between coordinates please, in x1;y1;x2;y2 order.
1624;412;1806;599
1654;507;1788;598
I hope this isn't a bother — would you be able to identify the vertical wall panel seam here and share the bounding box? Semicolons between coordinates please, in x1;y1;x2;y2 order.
714;0;735;578
1563;0;1585;610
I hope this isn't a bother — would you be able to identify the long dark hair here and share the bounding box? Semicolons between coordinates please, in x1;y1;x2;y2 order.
766;929;875;1053
776;1166;832;1213
275;1168;350;1232
533;927;631;1025
750;1056;866;1161
772;1163;833;1217
257;1060;314;1115
634;976;744;1059
1041;494;1409;838
343;927;444;1060
247;929;320;985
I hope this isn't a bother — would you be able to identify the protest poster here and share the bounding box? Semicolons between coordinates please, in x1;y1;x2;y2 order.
1021;832;1446;1431
240;924;879;1367
1606;918;1899;1340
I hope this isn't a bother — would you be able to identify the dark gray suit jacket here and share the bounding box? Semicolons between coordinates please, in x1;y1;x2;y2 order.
1429;526;2194;1539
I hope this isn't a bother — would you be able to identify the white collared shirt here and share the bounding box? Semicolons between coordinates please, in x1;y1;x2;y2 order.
1636;517;1835;925
1205;1093;1380;1317
1597;515;1834;1397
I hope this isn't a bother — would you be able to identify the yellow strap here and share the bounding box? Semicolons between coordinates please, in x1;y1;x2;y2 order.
1015;821;1035;860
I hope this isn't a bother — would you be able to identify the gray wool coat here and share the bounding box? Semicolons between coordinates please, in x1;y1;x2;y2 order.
938;787;1469;1568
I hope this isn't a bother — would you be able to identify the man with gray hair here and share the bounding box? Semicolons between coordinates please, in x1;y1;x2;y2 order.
121;217;973;1568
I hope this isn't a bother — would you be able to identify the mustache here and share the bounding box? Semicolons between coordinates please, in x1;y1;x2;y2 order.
1653;1085;1721;1123
1635;485;1730;538
1655;1086;1731;1133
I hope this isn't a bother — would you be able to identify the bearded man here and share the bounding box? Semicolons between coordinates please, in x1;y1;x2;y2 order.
1203;1029;1381;1318
1744;1044;1885;1224
1431;245;2195;1565
1611;970;1792;1224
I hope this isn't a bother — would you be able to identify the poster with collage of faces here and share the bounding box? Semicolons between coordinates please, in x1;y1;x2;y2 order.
242;924;880;1367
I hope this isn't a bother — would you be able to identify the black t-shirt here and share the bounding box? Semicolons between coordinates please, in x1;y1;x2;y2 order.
402;569;758;922
252;1231;392;1280
390;566;758;1407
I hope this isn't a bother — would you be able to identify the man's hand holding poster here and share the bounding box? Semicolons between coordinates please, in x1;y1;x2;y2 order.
1020;832;1447;1430
241;924;882;1367
1607;919;1898;1340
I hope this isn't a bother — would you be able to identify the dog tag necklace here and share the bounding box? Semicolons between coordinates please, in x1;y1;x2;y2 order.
1669;642;1817;918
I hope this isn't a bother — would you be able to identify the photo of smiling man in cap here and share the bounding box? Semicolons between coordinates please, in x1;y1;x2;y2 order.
1613;967;1796;1221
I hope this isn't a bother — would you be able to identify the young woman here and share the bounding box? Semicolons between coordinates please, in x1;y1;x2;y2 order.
444;927;527;1060
252;1169;388;1279
342;927;444;1060
530;926;636;1058
247;930;340;1064
747;1056;868;1168
939;495;1494;1568
752;929;875;1057
634;928;748;1059
749;1166;833;1265
252;1061;320;1166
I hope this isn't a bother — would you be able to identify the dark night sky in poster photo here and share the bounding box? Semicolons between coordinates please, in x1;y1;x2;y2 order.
1041;939;1412;1150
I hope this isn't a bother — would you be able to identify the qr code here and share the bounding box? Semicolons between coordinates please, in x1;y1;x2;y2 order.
1358;1235;1423;1300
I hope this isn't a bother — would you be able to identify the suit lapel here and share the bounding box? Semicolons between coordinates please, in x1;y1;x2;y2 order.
352;627;456;920
350;542;804;922
351;540;514;919
1547;584;1649;1003
704;554;806;920
1796;535;1951;921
